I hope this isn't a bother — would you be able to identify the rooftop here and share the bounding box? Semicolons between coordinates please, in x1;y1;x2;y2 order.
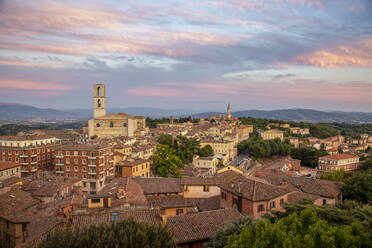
319;153;359;160
0;161;20;171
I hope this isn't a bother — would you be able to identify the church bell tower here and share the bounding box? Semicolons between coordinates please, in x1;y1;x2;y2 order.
227;103;231;119
94;84;106;118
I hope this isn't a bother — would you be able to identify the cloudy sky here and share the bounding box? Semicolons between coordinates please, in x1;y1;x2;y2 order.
0;0;371;112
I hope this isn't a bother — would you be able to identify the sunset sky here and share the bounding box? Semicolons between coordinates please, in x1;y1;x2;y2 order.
0;0;371;112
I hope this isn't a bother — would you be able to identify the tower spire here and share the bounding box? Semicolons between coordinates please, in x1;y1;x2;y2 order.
227;103;231;119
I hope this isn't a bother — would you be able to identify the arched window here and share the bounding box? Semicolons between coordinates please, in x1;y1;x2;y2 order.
123;123;127;127
110;121;114;128
97;99;101;108
96;123;100;127
97;86;101;96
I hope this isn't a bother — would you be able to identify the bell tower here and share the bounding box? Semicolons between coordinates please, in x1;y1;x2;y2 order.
227;103;231;119
94;84;106;118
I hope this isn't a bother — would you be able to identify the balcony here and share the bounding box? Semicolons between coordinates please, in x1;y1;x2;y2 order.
56;155;64;158
99;171;105;174
31;154;37;158
31;161;37;165
21;162;29;165
56;171;64;174
88;164;96;167
88;171;96;175
20;155;28;158
56;163;64;166
21;169;29;173
31;168;38;172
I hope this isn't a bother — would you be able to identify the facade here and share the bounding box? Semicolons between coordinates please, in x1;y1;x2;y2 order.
258;129;284;141
200;140;237;161
193;156;218;174
0;162;21;180
290;127;310;135
88;84;147;138
0;136;58;177
54;144;114;194
318;154;359;172
117;159;151;177
181;178;221;198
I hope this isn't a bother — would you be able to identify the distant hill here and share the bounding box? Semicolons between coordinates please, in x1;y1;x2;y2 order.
0;103;197;121
193;109;372;123
1;103;371;123
0;103;80;121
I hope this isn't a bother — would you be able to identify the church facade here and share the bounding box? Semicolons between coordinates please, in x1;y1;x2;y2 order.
88;84;147;138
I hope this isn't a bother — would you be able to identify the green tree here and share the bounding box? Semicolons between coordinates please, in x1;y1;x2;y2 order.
227;210;371;248
204;217;254;248
320;170;345;182
342;170;372;204
291;146;328;168
174;135;200;164
37;219;176;248
152;144;184;177
158;134;173;147
360;157;372;171
198;145;214;157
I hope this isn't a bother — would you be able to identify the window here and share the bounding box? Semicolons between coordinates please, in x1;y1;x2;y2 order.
270;201;276;209
110;121;114;128
74;151;78;156
96;123;100;128
280;198;284;206
66;158;70;164
66;166;70;171
82;152;87;156
74;166;78;172
203;185;209;192
66;151;70;156
323;199;327;205
82;159;86;165
258;204;265;212
91;198;101;203
176;209;184;215
74;159;78;164
111;212;118;223
221;192;227;200
184;185;188;191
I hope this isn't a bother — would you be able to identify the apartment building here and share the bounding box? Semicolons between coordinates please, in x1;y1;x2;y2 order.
258;129;284;141
54;144;114;194
0;162;21;180
318;154;360;172
116;159;151;177
0;136;58;177
200;140;237;161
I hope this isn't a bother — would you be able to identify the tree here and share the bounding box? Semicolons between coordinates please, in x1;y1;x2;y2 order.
37;219;176;248
198;145;214;157
342;170;372;204
158;134;173;147
291;146;328;168
204;217;254;248
227;209;371;248
237;136;291;159
174;135;200;164
152;144;184;177
320;170;345;182
360;157;372;171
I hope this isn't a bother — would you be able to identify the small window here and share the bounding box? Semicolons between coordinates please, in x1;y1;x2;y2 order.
110;121;114;128
176;209;184;215
184;185;188;191
91;198;101;203
258;204;265;212
203;185;209;192
280;198;284;206
270;201;276;209
323;199;327;205
96;123;100;128
111;212;118;223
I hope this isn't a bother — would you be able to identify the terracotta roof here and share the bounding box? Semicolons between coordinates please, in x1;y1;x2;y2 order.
97;112;134;119
0;135;56;141
147;196;196;209
119;159;150;167
258;174;343;199
181;177;220;186
72;208;162;227
0;189;39;220
55;143;111;151
167;209;242;244
220;174;292;201
133;178;183;194
320;153;359;160
0;161;20;171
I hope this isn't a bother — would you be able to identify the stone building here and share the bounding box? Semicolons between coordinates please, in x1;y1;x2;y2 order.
54;143;114;194
0;135;58;177
258;129;284;141
318;153;359;172
88;84;147;138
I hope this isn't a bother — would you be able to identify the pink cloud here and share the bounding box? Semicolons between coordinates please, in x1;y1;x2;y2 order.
293;38;372;68
0;59;58;68
0;80;72;92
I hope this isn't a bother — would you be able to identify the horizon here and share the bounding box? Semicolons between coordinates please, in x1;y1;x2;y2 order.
0;1;371;112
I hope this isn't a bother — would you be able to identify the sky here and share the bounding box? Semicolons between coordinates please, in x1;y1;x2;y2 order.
0;0;371;112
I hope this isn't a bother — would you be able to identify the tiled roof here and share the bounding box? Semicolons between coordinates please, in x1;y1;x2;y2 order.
0;161;20;171
72;208;162;227
0;135;56;141
55;143;111;151
0;189;39;220
320;153;359;160
220;173;292;201
181;177;220;186
258;174;342;199
147;196;196;209
133;178;183;194
167;209;242;244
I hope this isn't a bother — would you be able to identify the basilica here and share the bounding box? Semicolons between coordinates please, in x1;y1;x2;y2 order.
88;84;147;138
